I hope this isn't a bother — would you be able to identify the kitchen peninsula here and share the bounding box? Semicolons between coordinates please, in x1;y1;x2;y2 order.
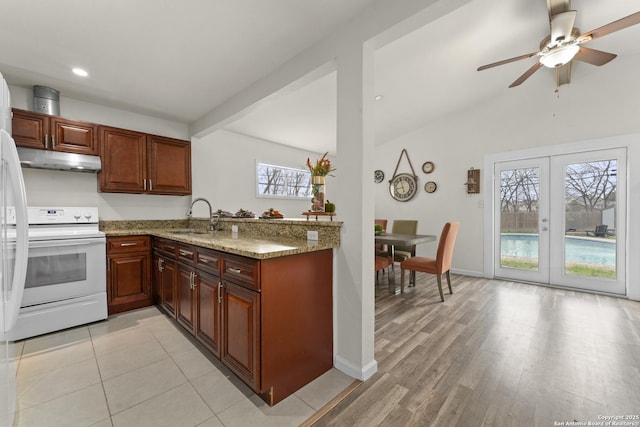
101;217;341;406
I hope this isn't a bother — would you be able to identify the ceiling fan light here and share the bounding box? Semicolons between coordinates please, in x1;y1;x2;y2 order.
539;45;580;68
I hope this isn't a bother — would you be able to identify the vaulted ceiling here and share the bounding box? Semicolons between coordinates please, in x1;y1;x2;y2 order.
2;0;639;154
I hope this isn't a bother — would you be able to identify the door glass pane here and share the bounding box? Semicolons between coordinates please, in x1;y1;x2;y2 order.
499;168;540;271
564;160;616;279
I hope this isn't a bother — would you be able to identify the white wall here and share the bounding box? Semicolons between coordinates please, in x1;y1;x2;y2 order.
374;52;640;298
191;129;334;218
9;84;191;220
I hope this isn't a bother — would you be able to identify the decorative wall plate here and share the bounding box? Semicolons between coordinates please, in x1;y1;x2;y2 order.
422;161;435;174
424;181;437;193
374;169;384;183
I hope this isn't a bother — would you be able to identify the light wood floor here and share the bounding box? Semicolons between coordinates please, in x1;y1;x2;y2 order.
315;272;640;427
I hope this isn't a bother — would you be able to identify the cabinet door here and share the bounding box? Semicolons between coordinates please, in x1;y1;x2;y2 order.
152;253;162;305
147;135;191;195
99;126;147;193
176;264;196;331
161;257;177;317
107;251;152;315
195;271;221;357
221;281;260;391
153;252;176;311
52;117;98;155
11;109;48;149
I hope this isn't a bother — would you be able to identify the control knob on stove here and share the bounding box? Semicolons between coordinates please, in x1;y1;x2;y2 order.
84;211;92;221
74;212;82;222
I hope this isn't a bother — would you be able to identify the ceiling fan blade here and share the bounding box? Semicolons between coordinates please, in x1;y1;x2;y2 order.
574;46;617;66
579;11;640;42
555;63;571;87
547;0;570;19
477;52;540;71
509;62;543;88
550;10;577;43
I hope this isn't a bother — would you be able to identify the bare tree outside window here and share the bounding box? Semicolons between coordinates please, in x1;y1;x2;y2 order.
565;160;616;212
256;162;312;199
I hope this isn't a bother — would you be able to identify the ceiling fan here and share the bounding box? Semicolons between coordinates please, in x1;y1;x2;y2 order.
477;1;640;88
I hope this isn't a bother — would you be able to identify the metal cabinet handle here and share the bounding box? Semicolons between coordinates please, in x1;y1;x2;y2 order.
120;242;138;247
199;255;215;264
149;180;153;191
189;271;197;290
179;249;194;257
218;281;222;304
51;135;55;148
228;267;242;274
158;258;164;272
143;179;147;191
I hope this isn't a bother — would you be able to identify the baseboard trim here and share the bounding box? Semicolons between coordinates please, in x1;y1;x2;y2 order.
334;356;377;381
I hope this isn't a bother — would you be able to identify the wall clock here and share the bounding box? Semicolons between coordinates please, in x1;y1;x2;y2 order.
388;149;418;202
422;161;435;174
374;169;384;183
424;181;437;193
390;173;418;201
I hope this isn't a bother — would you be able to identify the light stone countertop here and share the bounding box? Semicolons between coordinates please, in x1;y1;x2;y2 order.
103;227;337;259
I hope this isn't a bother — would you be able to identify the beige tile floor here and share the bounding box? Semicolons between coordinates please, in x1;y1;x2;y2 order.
9;306;355;427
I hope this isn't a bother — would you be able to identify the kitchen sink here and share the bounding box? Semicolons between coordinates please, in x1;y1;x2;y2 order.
167;229;211;235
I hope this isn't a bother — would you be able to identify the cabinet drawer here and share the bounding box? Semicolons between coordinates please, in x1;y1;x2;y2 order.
196;248;220;275
107;236;150;254
222;255;260;291
154;238;178;258
177;244;196;265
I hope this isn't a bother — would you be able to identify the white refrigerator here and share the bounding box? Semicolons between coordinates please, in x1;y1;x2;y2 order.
0;72;29;425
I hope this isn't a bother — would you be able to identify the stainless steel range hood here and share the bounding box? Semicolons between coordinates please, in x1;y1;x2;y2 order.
17;147;101;173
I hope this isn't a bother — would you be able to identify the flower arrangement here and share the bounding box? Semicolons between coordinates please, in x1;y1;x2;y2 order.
306;152;336;177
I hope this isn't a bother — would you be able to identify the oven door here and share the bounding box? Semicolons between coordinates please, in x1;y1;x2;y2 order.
21;237;106;307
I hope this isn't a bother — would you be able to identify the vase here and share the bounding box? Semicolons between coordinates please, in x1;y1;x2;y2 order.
311;176;326;212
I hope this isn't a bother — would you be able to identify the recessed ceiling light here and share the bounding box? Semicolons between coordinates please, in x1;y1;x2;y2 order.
374;95;383;101
72;68;88;77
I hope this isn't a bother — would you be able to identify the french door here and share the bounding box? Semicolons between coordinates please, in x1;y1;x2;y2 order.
494;148;626;295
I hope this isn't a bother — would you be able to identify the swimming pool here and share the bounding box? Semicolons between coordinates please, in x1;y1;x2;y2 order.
500;234;615;266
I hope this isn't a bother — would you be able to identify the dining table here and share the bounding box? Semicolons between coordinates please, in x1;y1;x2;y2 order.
375;232;437;294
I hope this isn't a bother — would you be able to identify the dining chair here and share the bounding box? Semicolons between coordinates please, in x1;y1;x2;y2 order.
375;219;388;255
375;253;393;285
391;219;418;284
399;221;460;300
375;218;389;283
391;220;418;262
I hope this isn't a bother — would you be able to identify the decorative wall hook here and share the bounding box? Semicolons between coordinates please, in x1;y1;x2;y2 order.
464;167;480;194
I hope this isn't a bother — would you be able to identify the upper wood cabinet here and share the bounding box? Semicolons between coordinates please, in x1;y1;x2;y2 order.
12;108;98;155
99;126;191;195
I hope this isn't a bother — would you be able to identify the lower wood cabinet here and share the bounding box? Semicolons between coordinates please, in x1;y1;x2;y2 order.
151;237;333;406
177;263;196;331
220;280;260;390
106;236;152;315
195;271;221;357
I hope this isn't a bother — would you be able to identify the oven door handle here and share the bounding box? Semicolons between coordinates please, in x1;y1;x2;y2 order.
27;237;107;248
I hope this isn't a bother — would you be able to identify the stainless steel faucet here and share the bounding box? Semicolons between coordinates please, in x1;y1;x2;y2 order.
186;198;219;231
